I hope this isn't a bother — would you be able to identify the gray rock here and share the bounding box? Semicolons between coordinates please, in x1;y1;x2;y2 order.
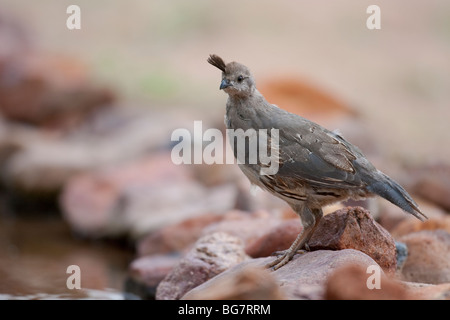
183;249;380;300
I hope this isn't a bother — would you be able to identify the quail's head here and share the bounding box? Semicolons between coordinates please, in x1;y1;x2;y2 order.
207;54;255;98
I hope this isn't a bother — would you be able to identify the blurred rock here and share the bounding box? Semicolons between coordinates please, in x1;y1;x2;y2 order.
398;230;450;284
308;206;397;274
184;249;379;300
182;265;285;300
125;254;180;300
0;12;114;130
245;219;302;258
405;163;450;212
325;264;414;300
0;52;114;129
404;282;450;300
155;232;249;300
391;216;450;238
377;198;447;233
137;213;223;256
1;107;192;200
201;210;284;251
259;77;356;126
61;153;237;238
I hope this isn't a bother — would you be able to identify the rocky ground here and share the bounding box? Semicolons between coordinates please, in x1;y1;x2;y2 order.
1;5;449;300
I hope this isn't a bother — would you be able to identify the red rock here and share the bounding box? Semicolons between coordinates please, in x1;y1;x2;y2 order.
325;264;415;300
308;206;397;275
398;230;450;284
156;232;249;300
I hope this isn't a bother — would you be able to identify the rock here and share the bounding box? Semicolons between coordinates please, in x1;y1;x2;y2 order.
308;206;397;274
398;230;450;284
182;265;285;300
258;77;356;127
156;232;249;300
0;52;114;129
378;198;447;233
324;264;415;300
61;153;237;238
403;282;450;300
1;108;193;198
406;163;450;212
125;254;180;300
183;249;380;300
391;216;450;238
245;219;302;258
201;210;284;251
137;213;223;256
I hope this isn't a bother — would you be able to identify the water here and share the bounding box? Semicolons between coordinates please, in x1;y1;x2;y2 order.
0;210;134;300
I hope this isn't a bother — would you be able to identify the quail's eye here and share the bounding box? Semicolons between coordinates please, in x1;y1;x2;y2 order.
237;75;244;82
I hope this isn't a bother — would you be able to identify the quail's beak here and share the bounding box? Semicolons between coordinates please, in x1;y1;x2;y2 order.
220;78;232;90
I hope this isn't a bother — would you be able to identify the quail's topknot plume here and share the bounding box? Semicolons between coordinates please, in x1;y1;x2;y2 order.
208;54;427;270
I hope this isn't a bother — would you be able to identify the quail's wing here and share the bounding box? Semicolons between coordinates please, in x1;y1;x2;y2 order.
267;112;366;189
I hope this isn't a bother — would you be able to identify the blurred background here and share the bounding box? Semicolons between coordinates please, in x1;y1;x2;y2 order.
0;0;449;299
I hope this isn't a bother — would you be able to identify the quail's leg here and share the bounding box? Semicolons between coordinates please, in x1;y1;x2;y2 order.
265;207;322;270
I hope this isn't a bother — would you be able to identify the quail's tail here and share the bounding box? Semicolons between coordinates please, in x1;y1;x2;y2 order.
366;171;428;221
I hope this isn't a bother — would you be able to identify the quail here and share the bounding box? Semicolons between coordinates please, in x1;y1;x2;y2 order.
207;54;427;270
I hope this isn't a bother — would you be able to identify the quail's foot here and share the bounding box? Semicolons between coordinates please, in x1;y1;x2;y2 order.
265;247;303;271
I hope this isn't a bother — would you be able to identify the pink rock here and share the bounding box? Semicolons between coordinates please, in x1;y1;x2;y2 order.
156;232;249;300
60;152;192;237
126;254;180;299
